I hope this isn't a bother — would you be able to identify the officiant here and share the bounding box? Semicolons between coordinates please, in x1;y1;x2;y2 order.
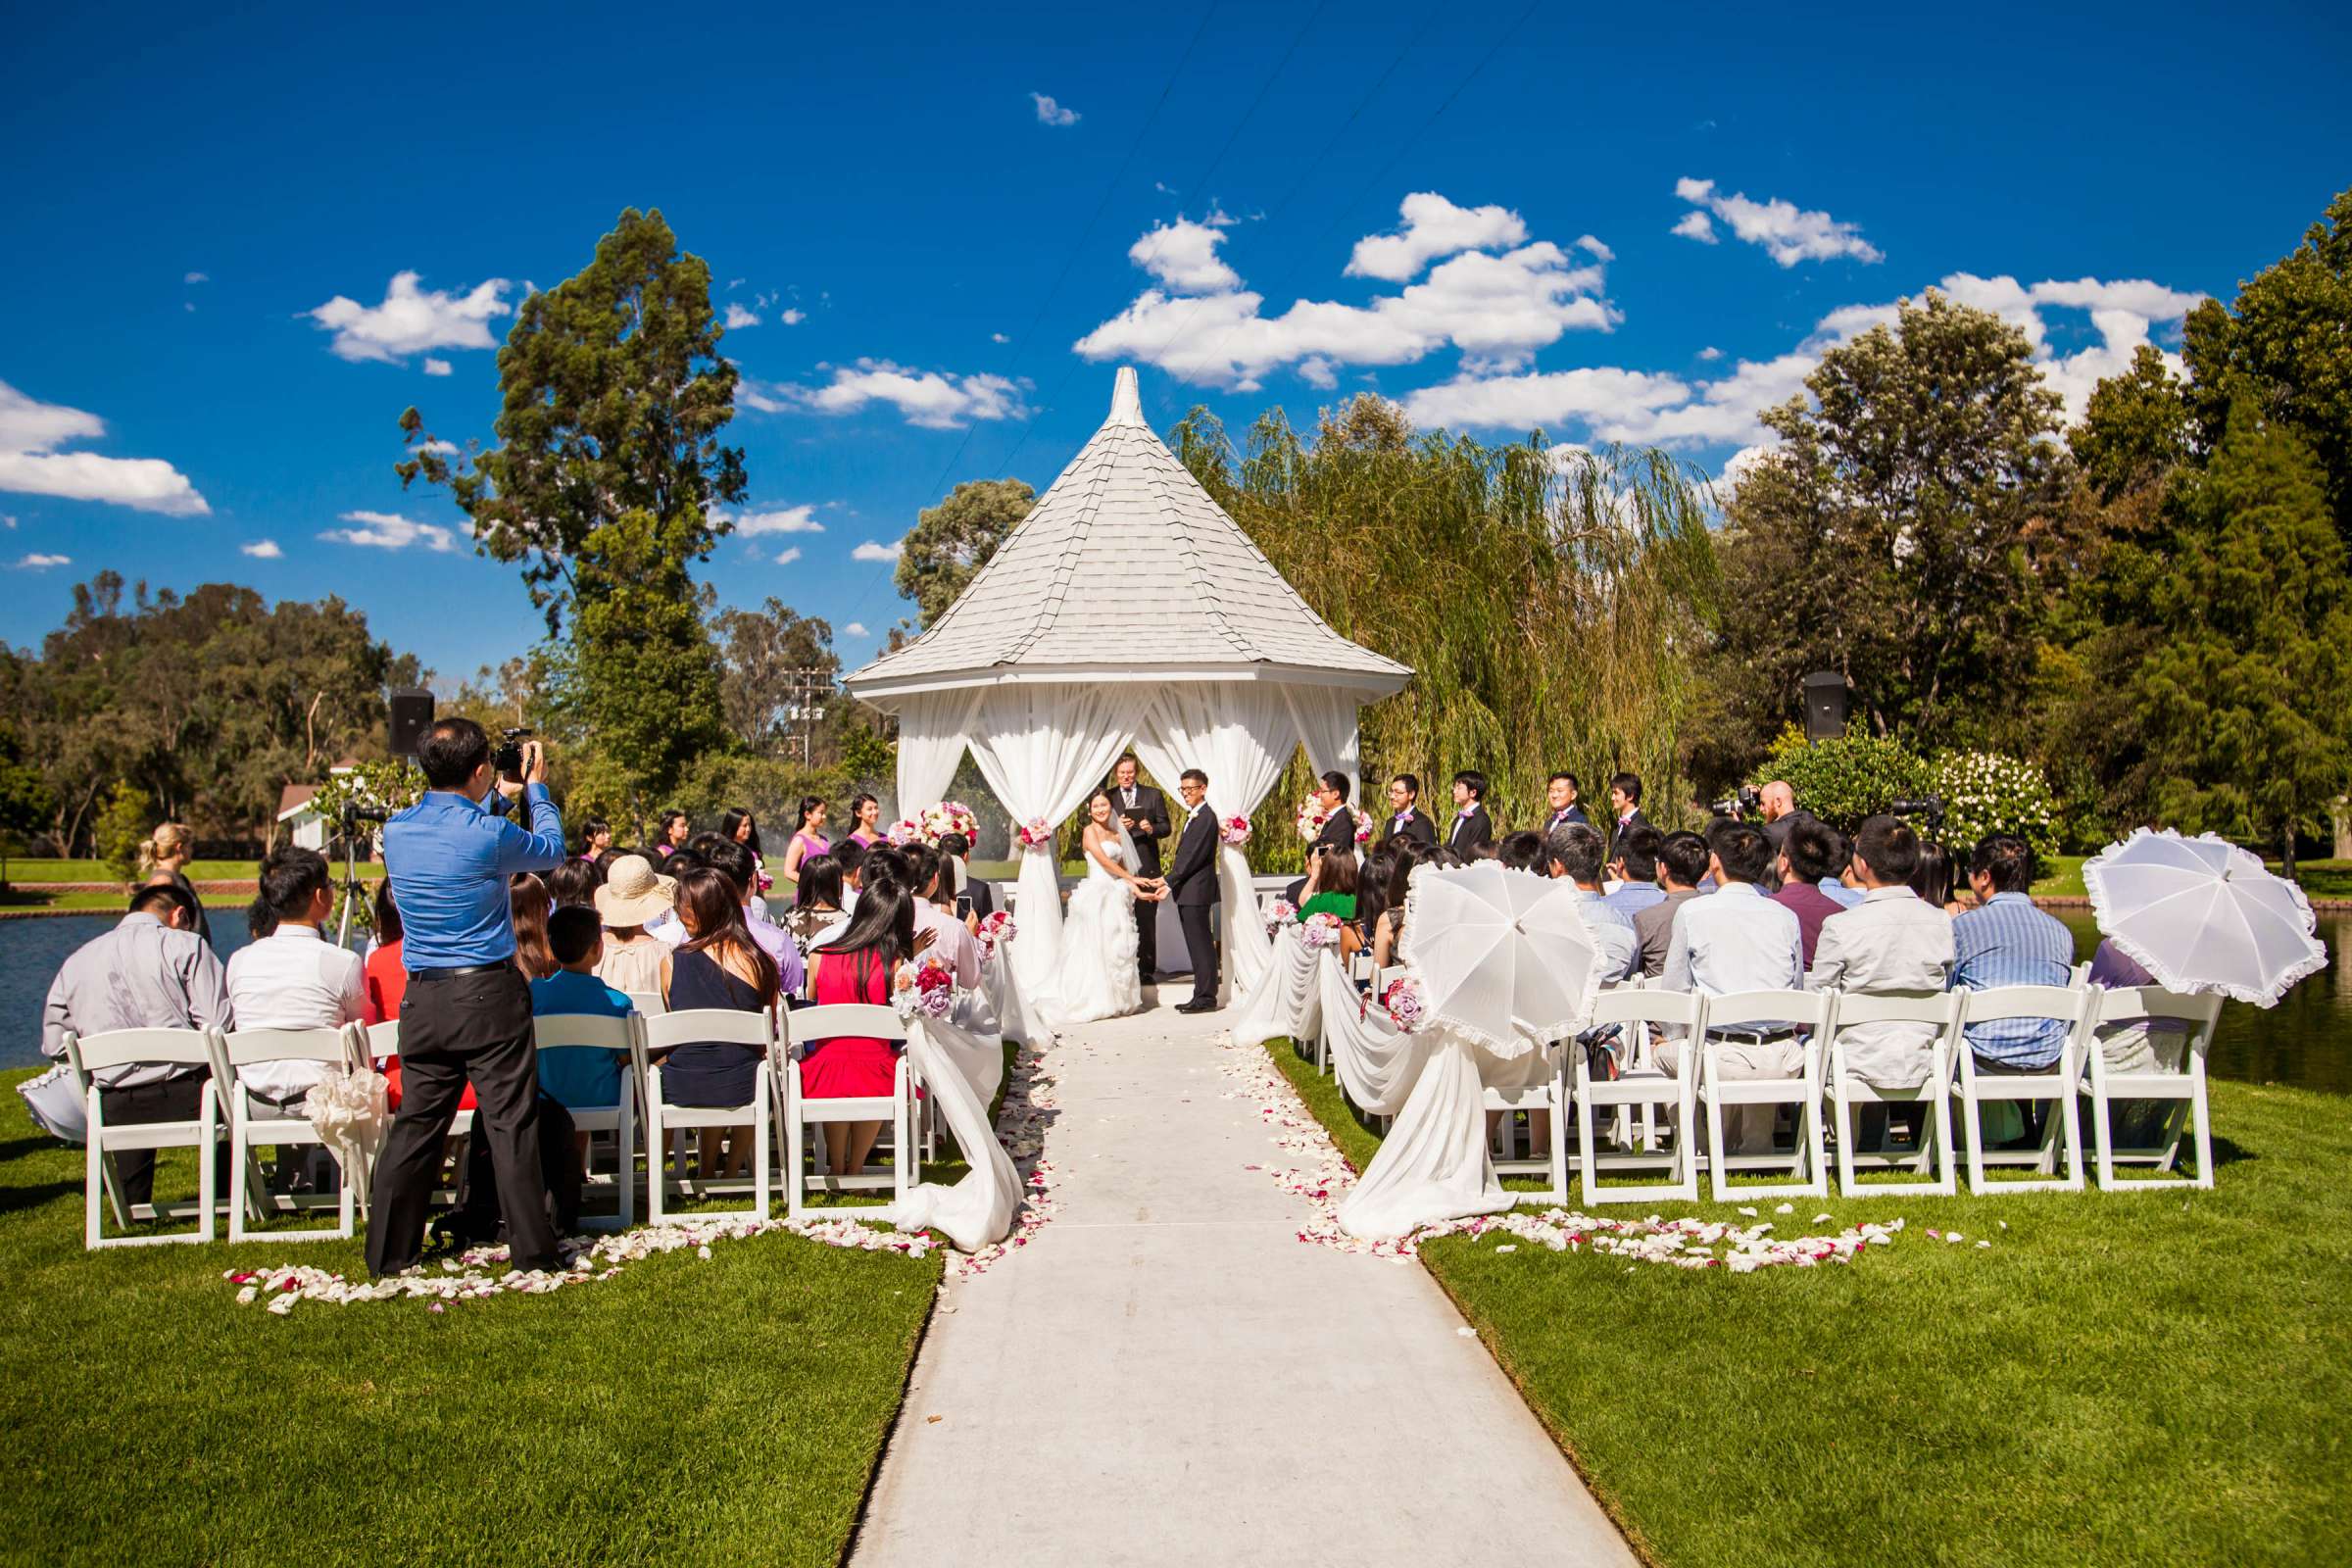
1107;754;1171;984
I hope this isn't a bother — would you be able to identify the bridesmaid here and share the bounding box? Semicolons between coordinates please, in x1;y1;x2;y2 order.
655;809;691;858
845;792;885;850
778;796;831;896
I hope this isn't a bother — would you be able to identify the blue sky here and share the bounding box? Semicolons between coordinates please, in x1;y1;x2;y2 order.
2;0;2345;683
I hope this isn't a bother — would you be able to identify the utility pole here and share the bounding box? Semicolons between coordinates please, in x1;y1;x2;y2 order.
780;665;834;767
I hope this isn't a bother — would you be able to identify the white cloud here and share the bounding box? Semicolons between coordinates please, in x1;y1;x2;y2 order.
0;381;210;515
1402;367;1690;435
991;331;1011;344
319;509;456;552
1576;235;1614;264
306;270;511;364
852;540;902;563
845;621;869;638
184;270;209;284
1346;192;1528;283
12;553;70;569
1674;177;1880;266
1697;345;1722;361
727;277;745;291
1129;215;1240;294
724;505;826;536
1031;91;1080;126
779;308;806;325
773;546;803;565
1;514;14;527
760;361;1028;428
421;357;453;376
724;303;760;329
1076;192;1617;391
241;539;283;559
418;438;460;456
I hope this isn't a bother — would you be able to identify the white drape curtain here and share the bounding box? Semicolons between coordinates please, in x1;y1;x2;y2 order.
1229;922;1323;1051
964;683;1135;1025
1131;681;1295;996
1283;685;1364;807
893;688;984;822
894;979;1019;1250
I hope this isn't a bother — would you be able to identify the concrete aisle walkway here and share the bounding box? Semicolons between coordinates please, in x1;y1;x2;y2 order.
852;997;1638;1568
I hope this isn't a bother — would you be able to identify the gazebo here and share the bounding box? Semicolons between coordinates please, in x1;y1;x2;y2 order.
842;366;1412;1019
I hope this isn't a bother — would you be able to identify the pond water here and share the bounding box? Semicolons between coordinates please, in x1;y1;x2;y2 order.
3;908;2346;1093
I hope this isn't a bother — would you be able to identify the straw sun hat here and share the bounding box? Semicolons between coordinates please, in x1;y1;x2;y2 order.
594;855;677;926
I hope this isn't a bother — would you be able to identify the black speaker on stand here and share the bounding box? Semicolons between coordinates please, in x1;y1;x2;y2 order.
1802;671;1848;742
388;688;436;758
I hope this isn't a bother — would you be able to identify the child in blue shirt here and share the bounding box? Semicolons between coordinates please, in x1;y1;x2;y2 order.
532;906;635;1110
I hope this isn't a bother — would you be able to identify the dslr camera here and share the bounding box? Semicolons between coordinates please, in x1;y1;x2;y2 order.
1708;783;1762;820
493;726;535;782
1887;794;1946;837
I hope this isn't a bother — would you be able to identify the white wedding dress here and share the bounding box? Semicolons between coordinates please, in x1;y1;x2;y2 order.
1061;827;1144;1023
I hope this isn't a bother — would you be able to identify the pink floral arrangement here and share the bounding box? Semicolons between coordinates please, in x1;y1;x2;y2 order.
1295;797;1333;843
886;817;924;847
896;956;956;1020
1220;813;1252;848
920;801;980;844
1265;898;1298;931
976;909;1016;956
1016;817;1054;849
1299;911;1346;950
755;868;775;894
1380;975;1425;1031
1352;816;1371;845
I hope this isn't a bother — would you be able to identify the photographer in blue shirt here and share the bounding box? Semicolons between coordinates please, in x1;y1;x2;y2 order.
366;718;568;1277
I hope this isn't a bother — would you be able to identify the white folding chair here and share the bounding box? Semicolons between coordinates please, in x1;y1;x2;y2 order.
63;1028;221;1249
1950;985;2092;1194
364;1019;476;1139
626;990;665;1017
210;1024;362;1242
1485;1036;1573;1205
533;1013;643;1230
1699;989;1832;1201
780;1003;912;1223
1821;991;1960;1197
2082;985;2222;1191
1574;989;1705;1205
642;1008;774;1223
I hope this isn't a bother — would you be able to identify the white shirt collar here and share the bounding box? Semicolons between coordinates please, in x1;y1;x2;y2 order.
267;924;325;942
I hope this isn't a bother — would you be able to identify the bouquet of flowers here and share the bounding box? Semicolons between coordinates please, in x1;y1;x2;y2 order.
1380;975;1425;1032
921;801;980;844
1219;813;1252;848
886;817;924;848
1352;815;1371;845
755;867;775;895
1264;898;1298;932
1016;817;1054;850
1299;911;1346;950
975;909;1016;957
894;956;956;1021
1295;796;1333;843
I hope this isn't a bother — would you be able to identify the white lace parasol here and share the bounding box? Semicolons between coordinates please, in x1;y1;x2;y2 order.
1397;861;1606;1057
2082;827;2328;1007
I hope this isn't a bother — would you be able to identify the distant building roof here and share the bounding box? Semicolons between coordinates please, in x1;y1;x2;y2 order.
276;784;318;822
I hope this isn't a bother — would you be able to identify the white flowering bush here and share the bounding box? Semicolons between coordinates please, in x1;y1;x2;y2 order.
1931;751;2062;864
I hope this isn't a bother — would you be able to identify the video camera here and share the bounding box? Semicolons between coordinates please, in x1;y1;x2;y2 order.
1887;795;1946;838
1708;783;1762;820
493;726;535;783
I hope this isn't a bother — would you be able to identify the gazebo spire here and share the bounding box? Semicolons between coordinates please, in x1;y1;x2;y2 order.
1106;365;1145;426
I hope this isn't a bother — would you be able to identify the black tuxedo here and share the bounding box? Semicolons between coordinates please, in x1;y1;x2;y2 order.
1312;805;1357;858
1446;804;1494;856
1381;806;1438;848
1165;803;1221;1005
1109;780;1171;978
1544;804;1592;836
1606;809;1652;865
963;873;997;919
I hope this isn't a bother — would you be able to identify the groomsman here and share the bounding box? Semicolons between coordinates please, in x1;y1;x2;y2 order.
1544;772;1591;834
1605;771;1651;863
1107;753;1170;983
1447;770;1494;856
1286;771;1357;904
1379;773;1438;848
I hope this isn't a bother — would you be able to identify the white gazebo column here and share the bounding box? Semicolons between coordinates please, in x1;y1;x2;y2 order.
893;688;984;822
963;682;1134;1024
1284;686;1366;811
1132;681;1294;996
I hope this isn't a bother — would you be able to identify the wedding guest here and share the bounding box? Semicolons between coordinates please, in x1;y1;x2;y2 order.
1605;771;1650;863
937;832;995;920
1657;824;1803;1153
900;842;982;988
1543;772;1591;834
845;793;885;850
1912;844;1965;914
592;854;673;998
575;819;612;862
1495;829;1547;873
720;806;763;867
1299;845;1359;922
2085;938;2193;1144
363;879;408;1027
1546;824;1637;980
1949;834;2076;1140
1368;844;1426;969
511;872;558;980
833;840;867;914
1807;816;1956;1117
531;906;635;1118
1379;773;1439;848
655;810;691;858
547;858;602;909
1601;825;1666;922
779;796;831;893
42;882;231;1210
658;866;781;1179
224;848;367;1114
705;837;806;994
1354;844;1397;957
806;879;926;1177
789;854;850;949
1446;771;1494;855
1772;819;1850;966
1820;827;1866;909
646;849;707;947
1633;831;1710;978
136;821;211;944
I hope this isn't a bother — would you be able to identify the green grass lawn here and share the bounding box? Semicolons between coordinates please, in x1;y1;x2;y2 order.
1269;1042;2351;1568
0;1068;942;1564
0;889;140;910
0;858;361;886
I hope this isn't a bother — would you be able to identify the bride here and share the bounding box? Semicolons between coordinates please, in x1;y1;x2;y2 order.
1060;789;1166;1023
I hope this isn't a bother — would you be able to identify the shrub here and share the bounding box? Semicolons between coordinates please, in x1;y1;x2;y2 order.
1748;726;1932;831
1931;750;2063;865
96;782;150;889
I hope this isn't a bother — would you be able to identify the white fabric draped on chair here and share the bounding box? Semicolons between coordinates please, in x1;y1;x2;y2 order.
1230;921;1323;1051
893;981;1021;1251
1316;953;1438;1114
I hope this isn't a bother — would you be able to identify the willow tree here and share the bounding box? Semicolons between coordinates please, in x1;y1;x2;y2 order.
1173;394;1720;843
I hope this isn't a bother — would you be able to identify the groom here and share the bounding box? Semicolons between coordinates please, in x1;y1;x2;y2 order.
1164;768;1220;1013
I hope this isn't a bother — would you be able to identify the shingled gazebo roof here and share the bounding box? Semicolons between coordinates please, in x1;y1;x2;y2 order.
843;368;1409;707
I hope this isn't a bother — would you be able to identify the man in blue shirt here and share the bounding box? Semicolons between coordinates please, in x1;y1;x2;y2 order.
366;718;568;1278
1949;834;2077;1143
1600;824;1666;923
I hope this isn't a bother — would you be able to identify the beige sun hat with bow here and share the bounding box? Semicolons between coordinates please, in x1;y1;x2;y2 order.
594;854;677;926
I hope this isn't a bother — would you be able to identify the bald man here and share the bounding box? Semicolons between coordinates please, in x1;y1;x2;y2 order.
1758;780;1817;853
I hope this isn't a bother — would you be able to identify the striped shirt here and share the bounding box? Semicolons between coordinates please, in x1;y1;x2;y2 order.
1949;892;2076;1066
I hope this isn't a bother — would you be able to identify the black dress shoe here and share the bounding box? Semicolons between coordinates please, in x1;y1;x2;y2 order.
1175;1000;1215;1014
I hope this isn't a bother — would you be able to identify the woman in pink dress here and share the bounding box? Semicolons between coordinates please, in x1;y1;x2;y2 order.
655;809;691;858
804;877;930;1177
846;792;884;849
778;796;831;895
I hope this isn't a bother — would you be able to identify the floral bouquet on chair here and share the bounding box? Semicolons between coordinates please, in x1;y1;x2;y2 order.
894;955;957;1021
1298;911;1347;951
1379;974;1425;1032
975;909;1016;958
1263;897;1298;932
